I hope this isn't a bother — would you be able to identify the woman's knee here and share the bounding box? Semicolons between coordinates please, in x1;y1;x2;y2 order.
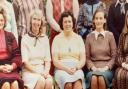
11;80;19;89
1;82;10;89
38;77;46;84
98;76;106;85
11;80;19;86
45;78;53;85
91;75;98;85
73;80;82;89
64;82;72;89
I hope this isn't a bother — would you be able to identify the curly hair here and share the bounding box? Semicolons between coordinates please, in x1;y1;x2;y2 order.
58;11;76;30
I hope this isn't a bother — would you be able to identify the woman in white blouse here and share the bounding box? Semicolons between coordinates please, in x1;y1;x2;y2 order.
52;11;85;89
21;9;53;89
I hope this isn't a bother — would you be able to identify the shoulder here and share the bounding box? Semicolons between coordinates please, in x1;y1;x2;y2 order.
53;33;63;43
22;34;29;38
5;31;17;43
109;3;116;9
105;31;115;40
6;1;12;6
105;31;114;36
74;33;83;39
40;35;49;41
22;34;30;42
87;31;95;38
5;31;15;38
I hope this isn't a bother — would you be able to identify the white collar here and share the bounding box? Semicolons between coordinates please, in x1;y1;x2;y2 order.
115;0;128;7
92;30;106;40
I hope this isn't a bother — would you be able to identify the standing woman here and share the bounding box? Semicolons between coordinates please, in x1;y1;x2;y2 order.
52;11;85;89
0;6;23;89
113;11;128;89
85;8;116;89
21;9;53;89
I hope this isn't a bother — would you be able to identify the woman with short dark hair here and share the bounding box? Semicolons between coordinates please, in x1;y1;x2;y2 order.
21;9;53;89
52;11;86;89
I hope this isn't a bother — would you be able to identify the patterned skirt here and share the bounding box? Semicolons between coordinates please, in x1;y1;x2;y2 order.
113;67;128;89
54;59;85;89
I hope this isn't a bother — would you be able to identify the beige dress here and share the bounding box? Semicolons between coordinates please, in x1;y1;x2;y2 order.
52;32;85;89
21;34;51;89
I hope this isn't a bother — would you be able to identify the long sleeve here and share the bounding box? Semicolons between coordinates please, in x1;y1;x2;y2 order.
10;33;22;68
106;33;117;69
73;0;79;20
85;35;94;70
77;5;87;30
46;0;61;32
116;34;126;67
39;0;45;16
9;3;18;42
13;0;27;36
107;5;120;37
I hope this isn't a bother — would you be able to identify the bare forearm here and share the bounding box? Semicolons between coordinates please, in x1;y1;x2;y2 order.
24;62;36;73
44;61;51;72
53;60;69;71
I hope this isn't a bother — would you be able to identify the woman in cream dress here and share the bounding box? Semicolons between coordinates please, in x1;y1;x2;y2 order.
52;11;86;89
21;9;53;89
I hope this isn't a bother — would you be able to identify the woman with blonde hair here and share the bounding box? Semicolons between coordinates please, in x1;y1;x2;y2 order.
21;9;53;89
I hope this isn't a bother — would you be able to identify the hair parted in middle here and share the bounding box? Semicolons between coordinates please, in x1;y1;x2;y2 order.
92;7;107;30
29;9;46;35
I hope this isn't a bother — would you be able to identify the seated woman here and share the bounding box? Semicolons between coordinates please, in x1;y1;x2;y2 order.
0;6;23;89
21;9;53;89
85;8;117;89
52;11;86;89
113;11;128;89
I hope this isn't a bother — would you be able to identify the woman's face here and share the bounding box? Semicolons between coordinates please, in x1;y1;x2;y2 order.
31;14;42;34
93;11;106;30
62;15;73;32
0;14;5;30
